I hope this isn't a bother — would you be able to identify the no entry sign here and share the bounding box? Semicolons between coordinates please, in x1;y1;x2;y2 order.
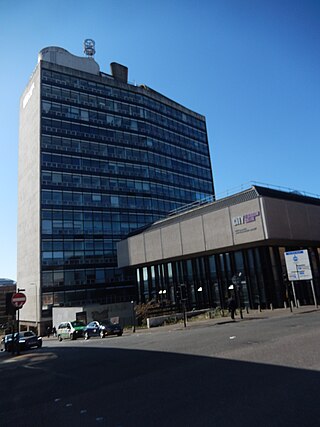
11;292;27;309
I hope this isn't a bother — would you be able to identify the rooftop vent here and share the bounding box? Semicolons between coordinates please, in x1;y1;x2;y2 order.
110;62;128;83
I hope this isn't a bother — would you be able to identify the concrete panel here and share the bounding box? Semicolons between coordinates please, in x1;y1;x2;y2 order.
230;199;265;245
306;205;320;241
261;198;291;239
203;208;233;250
39;46;100;75
262;197;320;241
18;65;41;324
145;229;163;262
180;217;205;255
117;240;130;268
161;224;183;259
287;202;311;240
128;234;146;265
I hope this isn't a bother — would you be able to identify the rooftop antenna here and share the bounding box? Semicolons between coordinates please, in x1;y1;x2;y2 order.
83;39;96;57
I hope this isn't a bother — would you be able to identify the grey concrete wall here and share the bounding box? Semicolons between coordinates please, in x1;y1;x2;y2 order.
161;224;182;259
53;307;83;330
230;198;265;245
180;216;206;254
39;46;100;75
118;194;320;268
128;234;146;265
117;197;267;267
145;229;163;262
18;65;41;324
203;207;233;250
53;302;134;330
262;197;320;241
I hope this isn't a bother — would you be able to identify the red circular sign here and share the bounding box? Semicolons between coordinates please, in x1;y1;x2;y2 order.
11;292;27;309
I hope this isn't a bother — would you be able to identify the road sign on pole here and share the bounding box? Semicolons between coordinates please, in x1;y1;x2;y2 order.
284;250;312;281
284;250;317;309
11;292;27;309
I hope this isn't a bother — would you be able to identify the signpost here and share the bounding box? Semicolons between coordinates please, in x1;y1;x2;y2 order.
11;291;26;355
11;292;27;309
284;250;317;308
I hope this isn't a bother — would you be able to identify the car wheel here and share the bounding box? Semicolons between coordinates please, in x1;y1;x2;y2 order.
117;332;123;337
70;333;76;340
38;341;42;348
58;335;63;342
84;332;90;340
99;331;105;339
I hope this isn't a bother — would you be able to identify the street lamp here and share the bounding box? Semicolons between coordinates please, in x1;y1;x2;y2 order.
197;286;203;308
30;283;39;334
130;301;136;333
159;289;166;307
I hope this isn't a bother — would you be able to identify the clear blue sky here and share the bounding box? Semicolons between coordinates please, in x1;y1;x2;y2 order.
1;0;319;281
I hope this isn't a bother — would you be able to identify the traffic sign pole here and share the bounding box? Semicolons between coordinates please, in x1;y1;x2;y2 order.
11;291;26;356
291;281;298;308
310;280;318;309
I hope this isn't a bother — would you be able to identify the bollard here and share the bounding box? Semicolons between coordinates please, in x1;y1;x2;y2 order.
270;303;273;311
246;306;249;314
290;300;294;311
297;299;300;308
258;304;261;312
284;301;287;309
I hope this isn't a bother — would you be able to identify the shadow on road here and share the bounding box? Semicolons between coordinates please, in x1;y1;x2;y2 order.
0;345;318;427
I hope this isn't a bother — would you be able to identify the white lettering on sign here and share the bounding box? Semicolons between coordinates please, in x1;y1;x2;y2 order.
232;211;260;227
23;82;35;109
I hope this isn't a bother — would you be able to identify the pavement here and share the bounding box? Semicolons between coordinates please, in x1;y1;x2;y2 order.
0;304;318;360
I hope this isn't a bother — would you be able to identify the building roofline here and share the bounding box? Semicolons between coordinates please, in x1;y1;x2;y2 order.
126;183;320;238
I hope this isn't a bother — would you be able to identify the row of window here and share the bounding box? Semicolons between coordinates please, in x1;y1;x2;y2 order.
42;70;206;130
41;133;210;179
41;126;211;168
41;115;208;158
42;93;206;141
41;209;156;224
41;218;145;236
41;152;213;188
41;171;212;199
42;239;115;252
41;267;121;288
42;253;116;267
41;189;193;209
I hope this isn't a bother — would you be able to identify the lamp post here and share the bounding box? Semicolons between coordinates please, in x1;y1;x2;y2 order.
159;289;166;307
15;287;25;355
197;286;203;309
30;283;38;335
131;301;136;333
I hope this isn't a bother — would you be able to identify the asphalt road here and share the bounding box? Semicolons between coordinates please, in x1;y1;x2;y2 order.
1;308;320;427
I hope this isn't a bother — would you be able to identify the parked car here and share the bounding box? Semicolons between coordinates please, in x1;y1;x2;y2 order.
83;320;123;339
1;331;42;352
57;321;85;341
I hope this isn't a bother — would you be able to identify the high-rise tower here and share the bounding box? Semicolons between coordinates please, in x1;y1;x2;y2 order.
18;44;214;331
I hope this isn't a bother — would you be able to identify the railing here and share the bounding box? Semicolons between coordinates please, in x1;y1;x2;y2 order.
168;181;320;217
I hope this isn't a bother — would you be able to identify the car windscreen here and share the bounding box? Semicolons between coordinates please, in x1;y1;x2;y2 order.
71;321;84;327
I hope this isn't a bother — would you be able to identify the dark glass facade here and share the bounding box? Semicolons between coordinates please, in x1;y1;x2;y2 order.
135;246;320;310
39;66;214;310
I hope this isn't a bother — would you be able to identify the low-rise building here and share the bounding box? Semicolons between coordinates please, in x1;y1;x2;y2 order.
117;185;320;310
0;279;17;328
